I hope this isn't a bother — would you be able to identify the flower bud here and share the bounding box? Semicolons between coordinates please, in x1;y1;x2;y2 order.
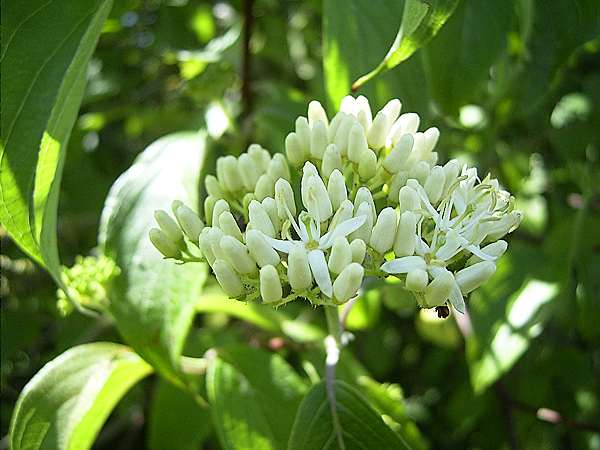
218;211;243;241
424;165;446;205
248;144;271;172
204;196;217;226
288;245;312;291
370;207;397;254
248;200;276;238
387;170;409;203
310;120;328;159
302;163;332;221
406;269;428;292
358;150;377;180
295;117;311;156
213;259;243;297
424;270;454;307
321;144;343;179
328;200;354;231
246;229;280;267
268;153;290;182
254;173;275;201
207;227;226;260
154;210;183;243
467;240;508;265
381;99;402;129
347;124;368;163
327;169;347;211
149;228;181;259
349;238;366;263
221;155;243;192
308;100;329;127
333;263;364;303
275;178;296;218
356;96;373;131
220;235;257;274
262;197;281;230
174;204;204;243
353;187;376;219
399;185;420;214
383;133;413;173
423;127;440;153
367;110;389;150
443;159;460;192
327;113;346;141
333;115;354;156
212;199;230;229
285;132;305;167
260;265;283;303
340;95;357;114
238;153;261;190
394;211;417;257
455;261;496;294
205;175;225;198
391;113;420;145
328;236;352;275
411;161;430;186
485;211;522;241
198;228;216;265
350;202;374;243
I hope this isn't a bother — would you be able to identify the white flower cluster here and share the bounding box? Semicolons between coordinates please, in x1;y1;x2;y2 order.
150;96;521;312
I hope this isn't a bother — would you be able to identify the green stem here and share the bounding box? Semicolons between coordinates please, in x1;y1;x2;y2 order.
324;305;342;345
323;305;346;449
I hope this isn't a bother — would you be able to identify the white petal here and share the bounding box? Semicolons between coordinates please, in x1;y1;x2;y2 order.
308;249;333;297
465;244;497;261
319;215;366;249
449;278;465;313
298;219;309;242
381;256;426;274
262;235;296;253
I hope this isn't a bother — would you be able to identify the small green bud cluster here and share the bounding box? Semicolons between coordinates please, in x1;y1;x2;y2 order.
150;96;521;313
57;255;120;315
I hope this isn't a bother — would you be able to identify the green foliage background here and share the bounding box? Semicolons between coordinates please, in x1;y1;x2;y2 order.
1;0;599;449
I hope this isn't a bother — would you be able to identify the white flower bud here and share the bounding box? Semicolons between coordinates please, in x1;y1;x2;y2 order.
301;163;332;221
370;207;397;254
394;211;417;257
213;259;243;297
381;99;402;129
349;238;366;263
246;229;280;267
424;127;440;153
221;155;243;192
467;240;508;266
204;196;217;226
387;170;409;203
207;227;226;260
275;178;296;218
262;197;281;230
391;113;420;145
238;153;261;191
285;132;305;167
174;204;204;243
406;269;428;292
383;134;413;173
353;187;376;219
288;245;312;291
308;100;329;128
424;165;446;205
367;110;389;150
328;200;354;232
334;114;355;155
443;159;460;192
399;185;420;214
248;144;271;172
149;228;181;259
198;227;216;264
356;96;372;130
268;153;290;181
455;261;496;294
321;144;343;179
327;169;347;211
333;263;364;303
411;160;430;186
327;113;346;141
328;236;352;275
248;200;276;238
310;120;328;159
347;124;368;163
424;270;454;307
260;265;283;303
254;173;275;201
350;202;374;243
295;117;311;156
212;199;230;229
216;157;226;184
205;175;225;198
220;235;257;274
358;150;377;180
485;211;522;241
218;211;243;241
154;210;183;243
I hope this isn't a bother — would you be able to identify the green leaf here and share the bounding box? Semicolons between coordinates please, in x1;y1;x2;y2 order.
0;0;113;283
351;0;460;90
207;344;308;450
99;132;208;383
288;380;409;449
148;379;212;450
323;0;430;116
9;343;152;450
423;0;513;115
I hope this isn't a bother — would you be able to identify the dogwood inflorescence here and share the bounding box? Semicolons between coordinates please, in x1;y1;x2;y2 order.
149;96;522;312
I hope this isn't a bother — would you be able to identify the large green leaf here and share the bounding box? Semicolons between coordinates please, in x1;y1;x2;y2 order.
352;0;460;90
323;0;430;117
288;380;409;449
99;132;208;383
0;0;112;282
423;0;513;115
206;344;308;450
9;343;152;450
